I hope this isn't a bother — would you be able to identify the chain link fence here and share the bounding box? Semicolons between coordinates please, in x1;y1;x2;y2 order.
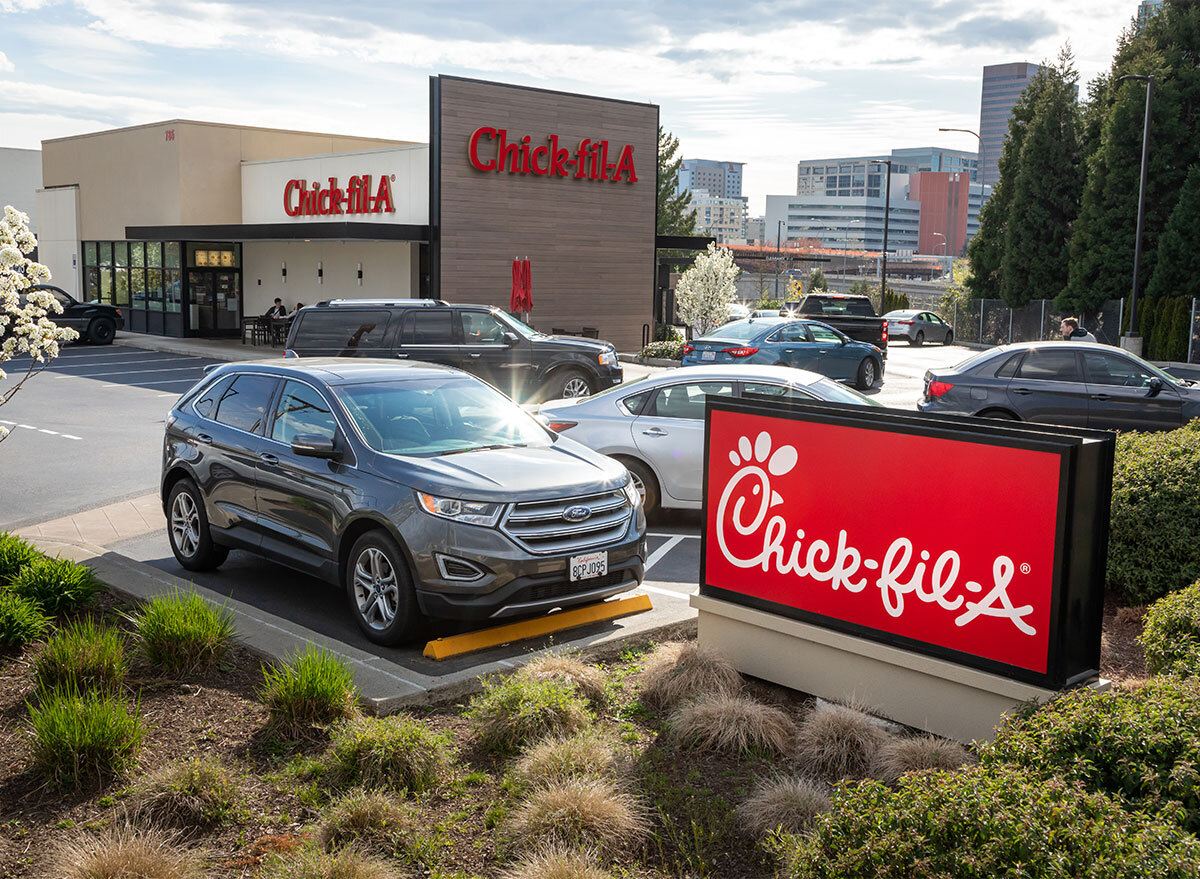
939;298;1128;348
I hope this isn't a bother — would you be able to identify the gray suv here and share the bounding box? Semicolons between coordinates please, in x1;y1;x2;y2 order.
161;359;646;645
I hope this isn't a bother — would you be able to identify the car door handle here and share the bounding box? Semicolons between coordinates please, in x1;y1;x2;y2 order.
469;352;482;358
1011;388;1033;395
1090;393;1111;401
259;452;279;465
195;433;212;444
642;427;668;437
395;353;408;358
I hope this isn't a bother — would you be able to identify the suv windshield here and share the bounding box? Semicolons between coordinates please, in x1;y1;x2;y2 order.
335;377;550;457
498;312;547;340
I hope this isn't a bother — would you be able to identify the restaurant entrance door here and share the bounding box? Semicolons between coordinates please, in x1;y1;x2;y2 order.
185;243;242;337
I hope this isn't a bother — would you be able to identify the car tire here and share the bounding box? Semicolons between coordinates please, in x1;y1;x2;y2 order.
346;530;421;646
944;330;954;345
912;330;924;346
855;357;879;391
87;317;116;345
543;368;594;401
166;479;229;571
620;457;660;518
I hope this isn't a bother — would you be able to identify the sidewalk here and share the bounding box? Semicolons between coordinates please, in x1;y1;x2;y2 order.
17;493;164;546
114;331;276;362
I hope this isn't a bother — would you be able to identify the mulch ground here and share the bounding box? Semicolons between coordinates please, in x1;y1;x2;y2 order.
0;590;1151;879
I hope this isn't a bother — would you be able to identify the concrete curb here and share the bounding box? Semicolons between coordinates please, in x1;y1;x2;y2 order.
25;535;696;714
114;332;274;362
618;354;681;368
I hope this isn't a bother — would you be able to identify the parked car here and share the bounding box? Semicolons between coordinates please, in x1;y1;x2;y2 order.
918;341;1200;431
284;299;622;401
537;364;881;514
24;284;124;344
795;293;889;351
884;309;954;346
680;318;885;390
723;303;751;323
161;359;646;645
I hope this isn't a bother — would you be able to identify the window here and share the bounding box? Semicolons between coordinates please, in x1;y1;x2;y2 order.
271;380;338;444
1083;351;1157;388
1014;349;1082;382
214;374;277;433
461;311;507;343
772;323;808;343
192;375;234;419
401;310;454;345
296;309;392;351
650;381;735;420
808;324;843;344
742;382;814;402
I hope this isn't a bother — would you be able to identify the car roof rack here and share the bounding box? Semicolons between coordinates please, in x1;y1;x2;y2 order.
314;299;448;307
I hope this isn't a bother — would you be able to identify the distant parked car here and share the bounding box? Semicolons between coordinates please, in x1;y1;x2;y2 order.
884;309;954;346
680;318;885;390
24;284;124;344
723;303;751;323
537;364;880;514
918;341;1200;431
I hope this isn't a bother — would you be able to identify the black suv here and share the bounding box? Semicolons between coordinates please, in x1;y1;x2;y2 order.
27;284;124;344
284;300;623;401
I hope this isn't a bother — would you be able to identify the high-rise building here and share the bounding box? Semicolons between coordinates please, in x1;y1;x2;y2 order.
1137;1;1163;27
676;159;748;241
677;159;744;199
978;62;1044;187
795;148;977;198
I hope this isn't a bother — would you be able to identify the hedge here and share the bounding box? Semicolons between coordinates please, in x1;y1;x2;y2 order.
638;340;684;361
1140;580;1200;677
1107;420;1200;605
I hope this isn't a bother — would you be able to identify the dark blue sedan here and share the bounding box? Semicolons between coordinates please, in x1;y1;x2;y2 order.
681;318;885;389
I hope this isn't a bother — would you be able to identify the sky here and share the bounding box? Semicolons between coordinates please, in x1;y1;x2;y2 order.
0;0;1141;215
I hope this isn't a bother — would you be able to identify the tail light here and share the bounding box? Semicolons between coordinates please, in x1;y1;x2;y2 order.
683;344;695;355
894;320;912;325
284;349;298;358
927;380;954;398
882;326;888;344
721;347;759;357
544;420;578;432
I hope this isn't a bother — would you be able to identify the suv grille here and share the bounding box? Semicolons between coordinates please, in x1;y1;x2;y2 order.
501;489;632;555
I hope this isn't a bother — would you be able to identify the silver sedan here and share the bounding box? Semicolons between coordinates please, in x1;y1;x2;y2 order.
536;364;880;514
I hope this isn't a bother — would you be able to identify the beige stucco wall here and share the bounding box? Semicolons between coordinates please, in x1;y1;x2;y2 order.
34;185;81;298
242;240;415;316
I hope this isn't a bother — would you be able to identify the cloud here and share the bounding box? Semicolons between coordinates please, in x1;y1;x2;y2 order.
0;51;13;73
940;14;1060;49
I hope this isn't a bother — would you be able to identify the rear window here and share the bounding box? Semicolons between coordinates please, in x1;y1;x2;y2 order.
805;296;875;316
291;309;391;353
702;320;770;342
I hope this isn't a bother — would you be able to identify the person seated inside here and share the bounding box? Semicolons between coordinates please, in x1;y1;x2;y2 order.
265;298;286;319
288;302;306;317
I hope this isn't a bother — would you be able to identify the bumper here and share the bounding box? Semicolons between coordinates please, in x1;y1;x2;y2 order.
602;364;623;387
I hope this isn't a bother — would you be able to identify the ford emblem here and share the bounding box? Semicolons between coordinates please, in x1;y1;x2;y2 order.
563;505;592;523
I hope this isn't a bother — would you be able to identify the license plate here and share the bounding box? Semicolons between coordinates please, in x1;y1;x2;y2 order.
701;350;715;361
569;551;608;581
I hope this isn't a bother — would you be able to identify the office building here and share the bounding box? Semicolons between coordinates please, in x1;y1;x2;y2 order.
796;147;977;198
688;190;747;244
677;159;744;199
978;62;1044;187
745;216;766;245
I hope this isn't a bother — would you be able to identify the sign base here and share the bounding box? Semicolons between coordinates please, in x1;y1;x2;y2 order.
692;593;1109;743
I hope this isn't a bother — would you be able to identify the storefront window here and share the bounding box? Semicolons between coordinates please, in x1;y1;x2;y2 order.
147;268;164;311
114;242;128;268
130;242;145;268
131;267;146;308
114;267;130;306
84;242;97;266
165;242;181;269
100;268;113;303
99;241;112;266
85;266;99;302
187;242;239;268
164;269;182;313
146;242;162;266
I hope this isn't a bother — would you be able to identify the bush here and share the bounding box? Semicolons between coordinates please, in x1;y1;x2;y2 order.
127;589;236;672
467;675;592;756
28;689;144;787
511;729;617;789
1140;580;1200;676
638;340;685;361
518;653;606;705
668;693;797;757
1107;421;1200;605
259;646;358;735
258;847;402;879
506;777;649;857
793;703;888;782
0;590;50;649
873;735;974;785
774;766;1200;878
736;776;829;837
9;556;99;613
0;532;40;585
501;847;613;879
637;641;742;713
326;714;450;793
52;827;204;879
317;789;415;856
982;677;1200;832
127;757;238;829
34;617;128;695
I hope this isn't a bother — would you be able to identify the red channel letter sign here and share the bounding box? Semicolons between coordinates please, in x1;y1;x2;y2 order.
703;408;1064;674
283;175;396;218
468;127;638;183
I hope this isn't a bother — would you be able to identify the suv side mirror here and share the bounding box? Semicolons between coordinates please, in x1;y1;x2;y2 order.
503;331;520;346
1147;377;1164;398
291;434;340;458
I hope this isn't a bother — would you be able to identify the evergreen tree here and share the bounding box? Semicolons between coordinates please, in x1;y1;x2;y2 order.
806;267;828;291
656;127;697;236
999;49;1084;306
1146;162;1200;300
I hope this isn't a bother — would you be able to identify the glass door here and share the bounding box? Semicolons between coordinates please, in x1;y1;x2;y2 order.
185;242;242;337
188;271;216;333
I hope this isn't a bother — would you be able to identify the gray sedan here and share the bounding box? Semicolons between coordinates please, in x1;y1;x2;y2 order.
885;309;954;346
918;341;1200;431
536;364;880;514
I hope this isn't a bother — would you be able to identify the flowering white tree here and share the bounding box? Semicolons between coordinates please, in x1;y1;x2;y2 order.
1;205;77;444
674;242;739;336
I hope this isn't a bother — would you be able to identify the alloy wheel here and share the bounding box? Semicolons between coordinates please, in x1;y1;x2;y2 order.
170;492;200;558
863;360;876;386
353;547;400;630
562;376;591;398
629;470;646;502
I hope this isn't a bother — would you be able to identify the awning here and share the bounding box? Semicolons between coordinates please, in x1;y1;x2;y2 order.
124;222;430;242
655;234;715;250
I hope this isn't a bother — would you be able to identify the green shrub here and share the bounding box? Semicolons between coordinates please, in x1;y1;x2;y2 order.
466;675;592;755
257;846;401;879
317;789;416;856
259;646;358;734
982;677;1200;832
128;757;239;828
34;617;128;695
127;589;236;672
0;532;40;585
28;689;144;786
326;714;450;793
0;590;50;648
8;556;99;613
638;340;684;361
511;729;617;790
1107;421;1200;605
1141;580;1200;677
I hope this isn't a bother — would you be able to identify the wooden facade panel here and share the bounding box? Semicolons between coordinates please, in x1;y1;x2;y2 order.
435;77;657;351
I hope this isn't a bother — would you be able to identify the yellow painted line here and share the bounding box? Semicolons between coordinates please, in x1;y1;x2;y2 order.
422;594;653;661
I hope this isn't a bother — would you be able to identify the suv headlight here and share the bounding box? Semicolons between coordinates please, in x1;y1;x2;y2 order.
416;492;503;527
599;347;617;366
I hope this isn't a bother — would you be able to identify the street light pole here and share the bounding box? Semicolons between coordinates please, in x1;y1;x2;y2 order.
879;159;892;311
1119;74;1154;355
775;219;783;298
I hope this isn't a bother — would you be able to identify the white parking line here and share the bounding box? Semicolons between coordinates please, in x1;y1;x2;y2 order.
52;357;197;369
128;377;208;387
76;365;208;378
647;531;701;539
640;584;694;600
0;419;82;440
644;535;685;573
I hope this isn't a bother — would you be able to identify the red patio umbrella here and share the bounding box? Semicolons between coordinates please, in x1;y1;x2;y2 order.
510;258;524;313
520;258;533;313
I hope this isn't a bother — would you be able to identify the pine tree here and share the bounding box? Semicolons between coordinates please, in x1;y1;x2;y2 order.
806;267;828;291
999;49;1083;306
656;127;697;236
1145;162;1200;301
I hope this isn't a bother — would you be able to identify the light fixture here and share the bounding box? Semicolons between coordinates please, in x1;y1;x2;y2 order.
317;260;323;285
357;262;363;286
281;261;287;284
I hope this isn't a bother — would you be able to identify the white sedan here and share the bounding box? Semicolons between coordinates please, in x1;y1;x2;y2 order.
536;364;879;514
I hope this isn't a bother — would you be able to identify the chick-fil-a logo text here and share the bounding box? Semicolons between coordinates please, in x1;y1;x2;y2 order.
714;430;1036;636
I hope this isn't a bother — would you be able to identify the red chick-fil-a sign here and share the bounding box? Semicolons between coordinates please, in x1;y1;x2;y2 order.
703;407;1067;675
283;175;396;218
467;127;638;183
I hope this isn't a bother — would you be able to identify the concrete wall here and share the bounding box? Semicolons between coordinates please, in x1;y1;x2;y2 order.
0;147;42;234
34;186;81;298
242;240;415;316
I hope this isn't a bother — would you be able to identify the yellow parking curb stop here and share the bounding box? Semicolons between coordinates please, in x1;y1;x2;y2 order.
422;593;653;661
